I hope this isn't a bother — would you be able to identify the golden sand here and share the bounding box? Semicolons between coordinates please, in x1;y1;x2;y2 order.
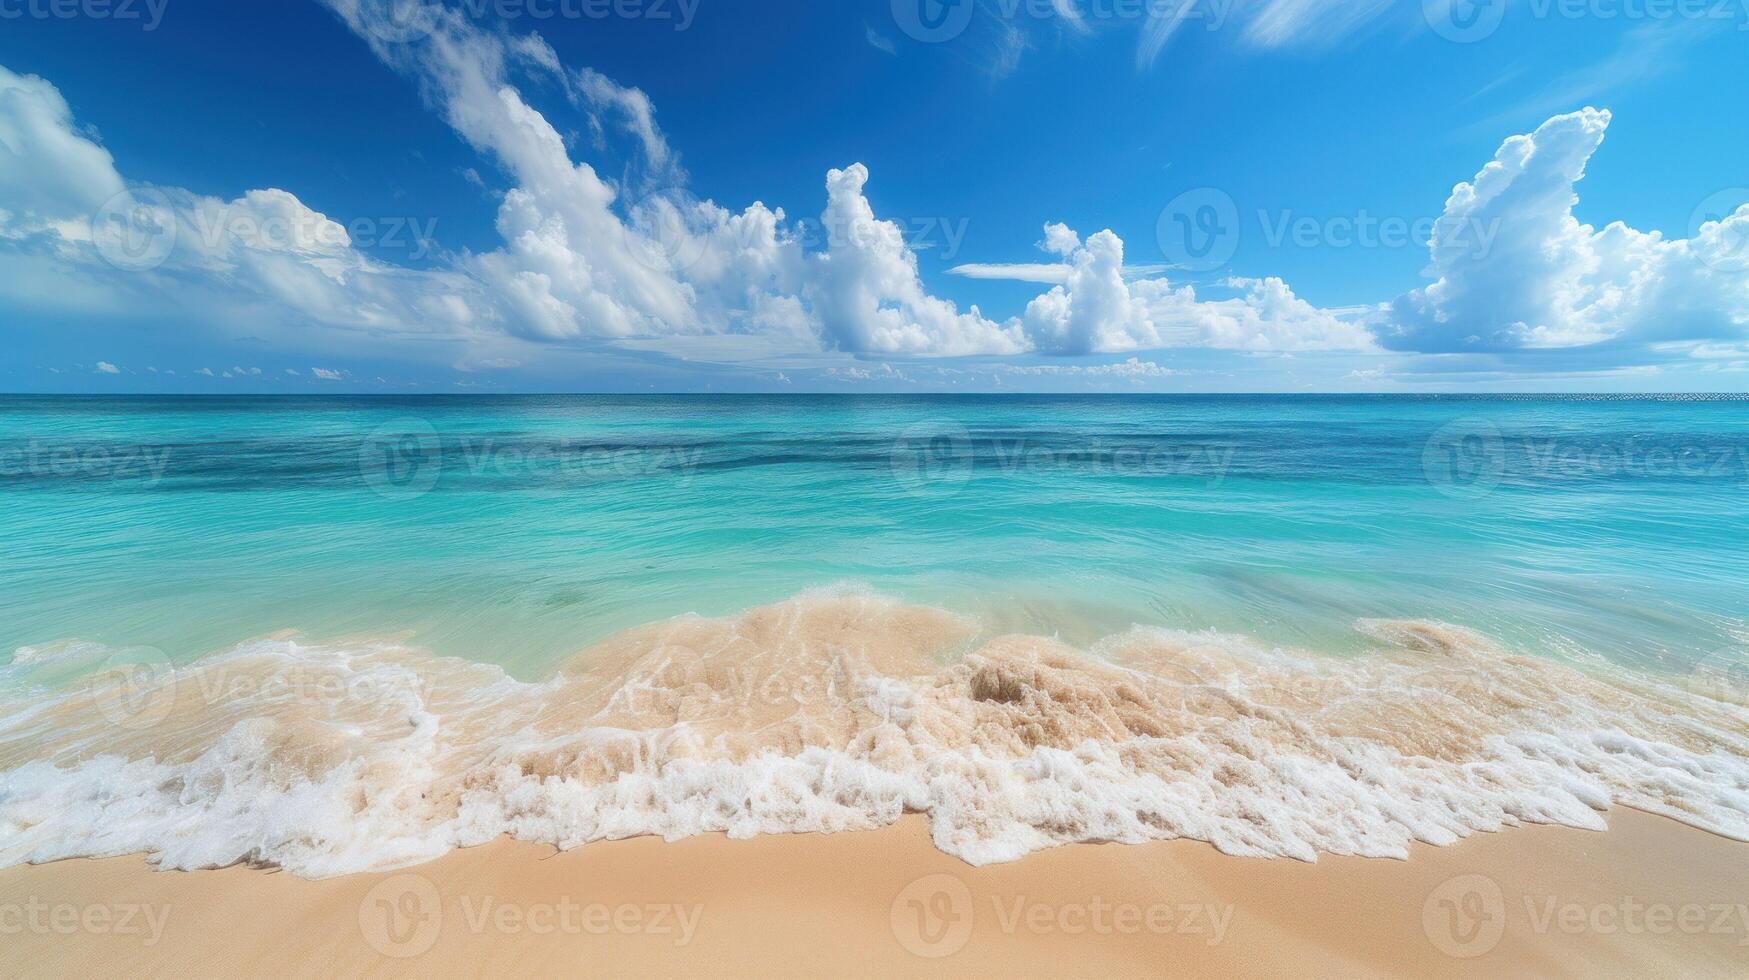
1;808;1745;978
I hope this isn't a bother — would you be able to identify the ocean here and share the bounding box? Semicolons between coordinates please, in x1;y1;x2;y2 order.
1;394;1745;876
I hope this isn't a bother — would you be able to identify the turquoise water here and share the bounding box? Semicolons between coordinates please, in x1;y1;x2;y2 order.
3;394;1749;876
2;394;1745;677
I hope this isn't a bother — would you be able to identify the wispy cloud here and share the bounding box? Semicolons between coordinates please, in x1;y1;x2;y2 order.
1243;0;1393;50
1460;21;1706;137
865;25;897;55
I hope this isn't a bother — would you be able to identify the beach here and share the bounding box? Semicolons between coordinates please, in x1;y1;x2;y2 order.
2;808;1745;978
3;396;1747;976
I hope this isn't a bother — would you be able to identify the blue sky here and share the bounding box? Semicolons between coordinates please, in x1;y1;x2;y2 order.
2;0;1747;391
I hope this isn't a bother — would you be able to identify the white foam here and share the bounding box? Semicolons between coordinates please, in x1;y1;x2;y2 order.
0;596;1745;879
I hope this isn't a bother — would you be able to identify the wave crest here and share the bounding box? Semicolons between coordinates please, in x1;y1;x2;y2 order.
2;591;1746;878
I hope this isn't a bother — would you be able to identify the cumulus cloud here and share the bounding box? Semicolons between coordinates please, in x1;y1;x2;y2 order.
0;64;479;341
93;360;119;374
996;356;1174;380
1137;275;1377;352
0;67;124;229
958;221;1373;354
1377;107;1749;360
0;2;1379;371
6;0;1736;386
1022;229;1159;354
809;164;1026;356
826;361;910;383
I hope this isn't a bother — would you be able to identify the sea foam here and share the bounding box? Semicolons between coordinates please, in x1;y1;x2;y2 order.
2;590;1746;878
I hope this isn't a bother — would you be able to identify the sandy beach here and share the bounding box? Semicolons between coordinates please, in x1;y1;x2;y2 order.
1;807;1744;978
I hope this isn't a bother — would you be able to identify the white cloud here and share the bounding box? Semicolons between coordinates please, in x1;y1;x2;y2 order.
1040;222;1081;257
827;361;910;383
311;367;343;380
808;163;1027;356
0;67;125;229
1137;275;1377;352
0;68;480;344
7;2;1736;386
865;26;897;56
947;263;1072;284
94;360;119;374
1023;229;1159;354
194;367;214;377
570;66;680;186
1377;107;1749;360
996;357;1174;380
0;5;1375;370
1136;4;1195;71
1243;0;1393;50
985;222;1370;355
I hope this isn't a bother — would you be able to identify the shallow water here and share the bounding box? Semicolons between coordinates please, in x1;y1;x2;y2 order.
1;395;1746;875
3;394;1745;670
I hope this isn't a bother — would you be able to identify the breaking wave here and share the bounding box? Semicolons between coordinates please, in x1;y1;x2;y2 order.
2;589;1746;878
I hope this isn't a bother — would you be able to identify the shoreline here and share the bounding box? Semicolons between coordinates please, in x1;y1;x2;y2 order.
2;808;1745;978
